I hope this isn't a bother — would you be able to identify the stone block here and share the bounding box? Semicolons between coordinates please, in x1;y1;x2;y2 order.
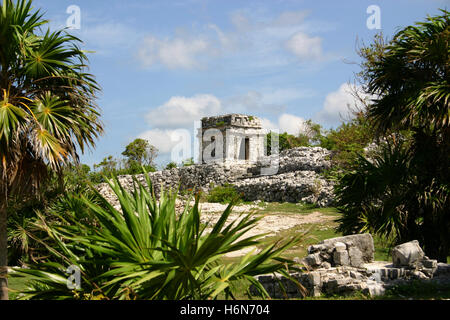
421;268;434;278
365;281;385;296
422;259;437;269
348;246;364;267
303;252;322;267
320;234;375;263
349;271;363;280
392;240;425;267
411;270;428;279
333;250;349;266
334;242;346;252
307;272;322;287
436;263;450;275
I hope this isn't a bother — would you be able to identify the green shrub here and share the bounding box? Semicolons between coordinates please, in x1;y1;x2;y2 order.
182;157;195;167
11;174;302;300
165;162;177;170
207;184;241;203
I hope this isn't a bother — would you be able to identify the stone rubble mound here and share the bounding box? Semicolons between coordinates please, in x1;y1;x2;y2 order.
251;235;450;298
97;146;335;207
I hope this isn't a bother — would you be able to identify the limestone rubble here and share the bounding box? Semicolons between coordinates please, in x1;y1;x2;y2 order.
251;234;450;298
97;147;335;207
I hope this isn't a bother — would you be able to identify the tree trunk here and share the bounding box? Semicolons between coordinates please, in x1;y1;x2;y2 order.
0;201;8;300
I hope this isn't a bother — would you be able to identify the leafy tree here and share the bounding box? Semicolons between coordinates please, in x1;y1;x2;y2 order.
0;0;103;299
122;138;158;168
265;132;304;155
93;155;118;178
265;120;326;155
319;112;375;169
336;10;450;261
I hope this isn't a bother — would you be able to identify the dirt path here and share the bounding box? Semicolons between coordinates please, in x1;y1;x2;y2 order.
198;202;336;257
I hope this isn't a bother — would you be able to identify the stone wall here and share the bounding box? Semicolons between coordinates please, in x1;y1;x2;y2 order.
250;235;450;299
97;146;335;207
199;114;265;163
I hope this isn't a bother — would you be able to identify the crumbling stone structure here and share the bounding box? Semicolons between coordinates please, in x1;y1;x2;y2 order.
198;114;265;163
97;147;335;208
251;235;450;298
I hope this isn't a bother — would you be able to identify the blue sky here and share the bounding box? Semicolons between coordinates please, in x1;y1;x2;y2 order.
33;0;447;168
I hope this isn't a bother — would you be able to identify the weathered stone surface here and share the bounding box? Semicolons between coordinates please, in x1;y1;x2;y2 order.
333;250;349;266
251;237;450;299
303;253;322;267
321;234;375;264
348;246;364;267
334;242;346;252
97;147;335;208
422;259;437;269
392;240;425;267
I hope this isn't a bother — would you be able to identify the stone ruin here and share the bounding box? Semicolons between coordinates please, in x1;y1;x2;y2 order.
97;113;336;207
98;146;335;208
198;114;265;163
251;234;450;298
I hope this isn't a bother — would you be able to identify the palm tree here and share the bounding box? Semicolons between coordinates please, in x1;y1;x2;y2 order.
0;0;103;299
338;10;450;261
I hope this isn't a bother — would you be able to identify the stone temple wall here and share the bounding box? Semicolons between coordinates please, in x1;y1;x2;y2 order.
97;147;335;207
198;114;265;163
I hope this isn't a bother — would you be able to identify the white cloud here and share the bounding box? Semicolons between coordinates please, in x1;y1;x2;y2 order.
260;117;278;133
316;83;373;125
271;11;309;27
285;31;323;61
223;88;315;115
136;9;330;70
278;113;308;135
138;35;210;69
261;113;308;136
145;94;222;129
137;129;181;154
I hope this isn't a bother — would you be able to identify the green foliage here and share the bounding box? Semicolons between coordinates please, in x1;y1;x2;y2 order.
265;132;305;155
337;10;450;262
11;174;302;300
380;280;450;300
182;157;195;167
0;0;103;197
265;120;327;155
122;138;158;167
165;162;177;170
207;184;241;204
91;155;156;183
319;113;375;170
360;10;450;133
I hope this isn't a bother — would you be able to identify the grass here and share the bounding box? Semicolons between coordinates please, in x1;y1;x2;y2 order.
378;280;450;300
221;202;390;263
7;272;35;300
257;201;339;215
